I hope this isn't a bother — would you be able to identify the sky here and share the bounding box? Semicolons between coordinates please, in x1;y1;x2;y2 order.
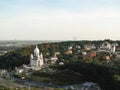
0;0;120;40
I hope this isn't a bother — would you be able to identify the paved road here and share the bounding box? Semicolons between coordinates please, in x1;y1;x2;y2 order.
0;77;27;88
0;77;102;90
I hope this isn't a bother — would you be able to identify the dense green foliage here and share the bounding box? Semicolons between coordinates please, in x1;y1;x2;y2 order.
29;69;85;85
0;46;34;70
0;40;120;70
58;61;120;90
1;40;120;90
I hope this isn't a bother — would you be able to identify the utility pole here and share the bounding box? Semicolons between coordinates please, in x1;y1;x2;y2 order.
73;36;77;41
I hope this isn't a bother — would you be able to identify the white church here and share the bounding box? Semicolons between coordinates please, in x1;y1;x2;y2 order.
100;41;118;54
30;45;44;69
15;46;44;75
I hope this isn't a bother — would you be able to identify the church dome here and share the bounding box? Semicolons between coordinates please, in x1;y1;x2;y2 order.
34;45;40;57
30;54;33;59
40;53;43;59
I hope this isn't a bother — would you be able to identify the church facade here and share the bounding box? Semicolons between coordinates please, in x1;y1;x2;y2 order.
100;41;117;54
30;46;44;69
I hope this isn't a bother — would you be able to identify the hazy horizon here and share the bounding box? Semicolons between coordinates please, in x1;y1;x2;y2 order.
1;0;120;40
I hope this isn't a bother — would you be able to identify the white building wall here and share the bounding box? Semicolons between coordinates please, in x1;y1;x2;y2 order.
30;60;37;66
30;46;44;69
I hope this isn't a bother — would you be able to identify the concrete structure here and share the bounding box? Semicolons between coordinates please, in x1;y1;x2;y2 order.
100;41;111;50
100;41;117;54
111;43;118;53
30;46;44;69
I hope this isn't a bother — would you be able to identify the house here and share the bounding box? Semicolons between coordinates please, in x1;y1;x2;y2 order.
105;56;111;61
65;50;73;54
50;54;58;64
54;52;60;55
90;52;97;57
100;41;111;50
84;44;96;51
81;52;87;57
65;46;73;54
0;69;7;77
59;62;64;65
